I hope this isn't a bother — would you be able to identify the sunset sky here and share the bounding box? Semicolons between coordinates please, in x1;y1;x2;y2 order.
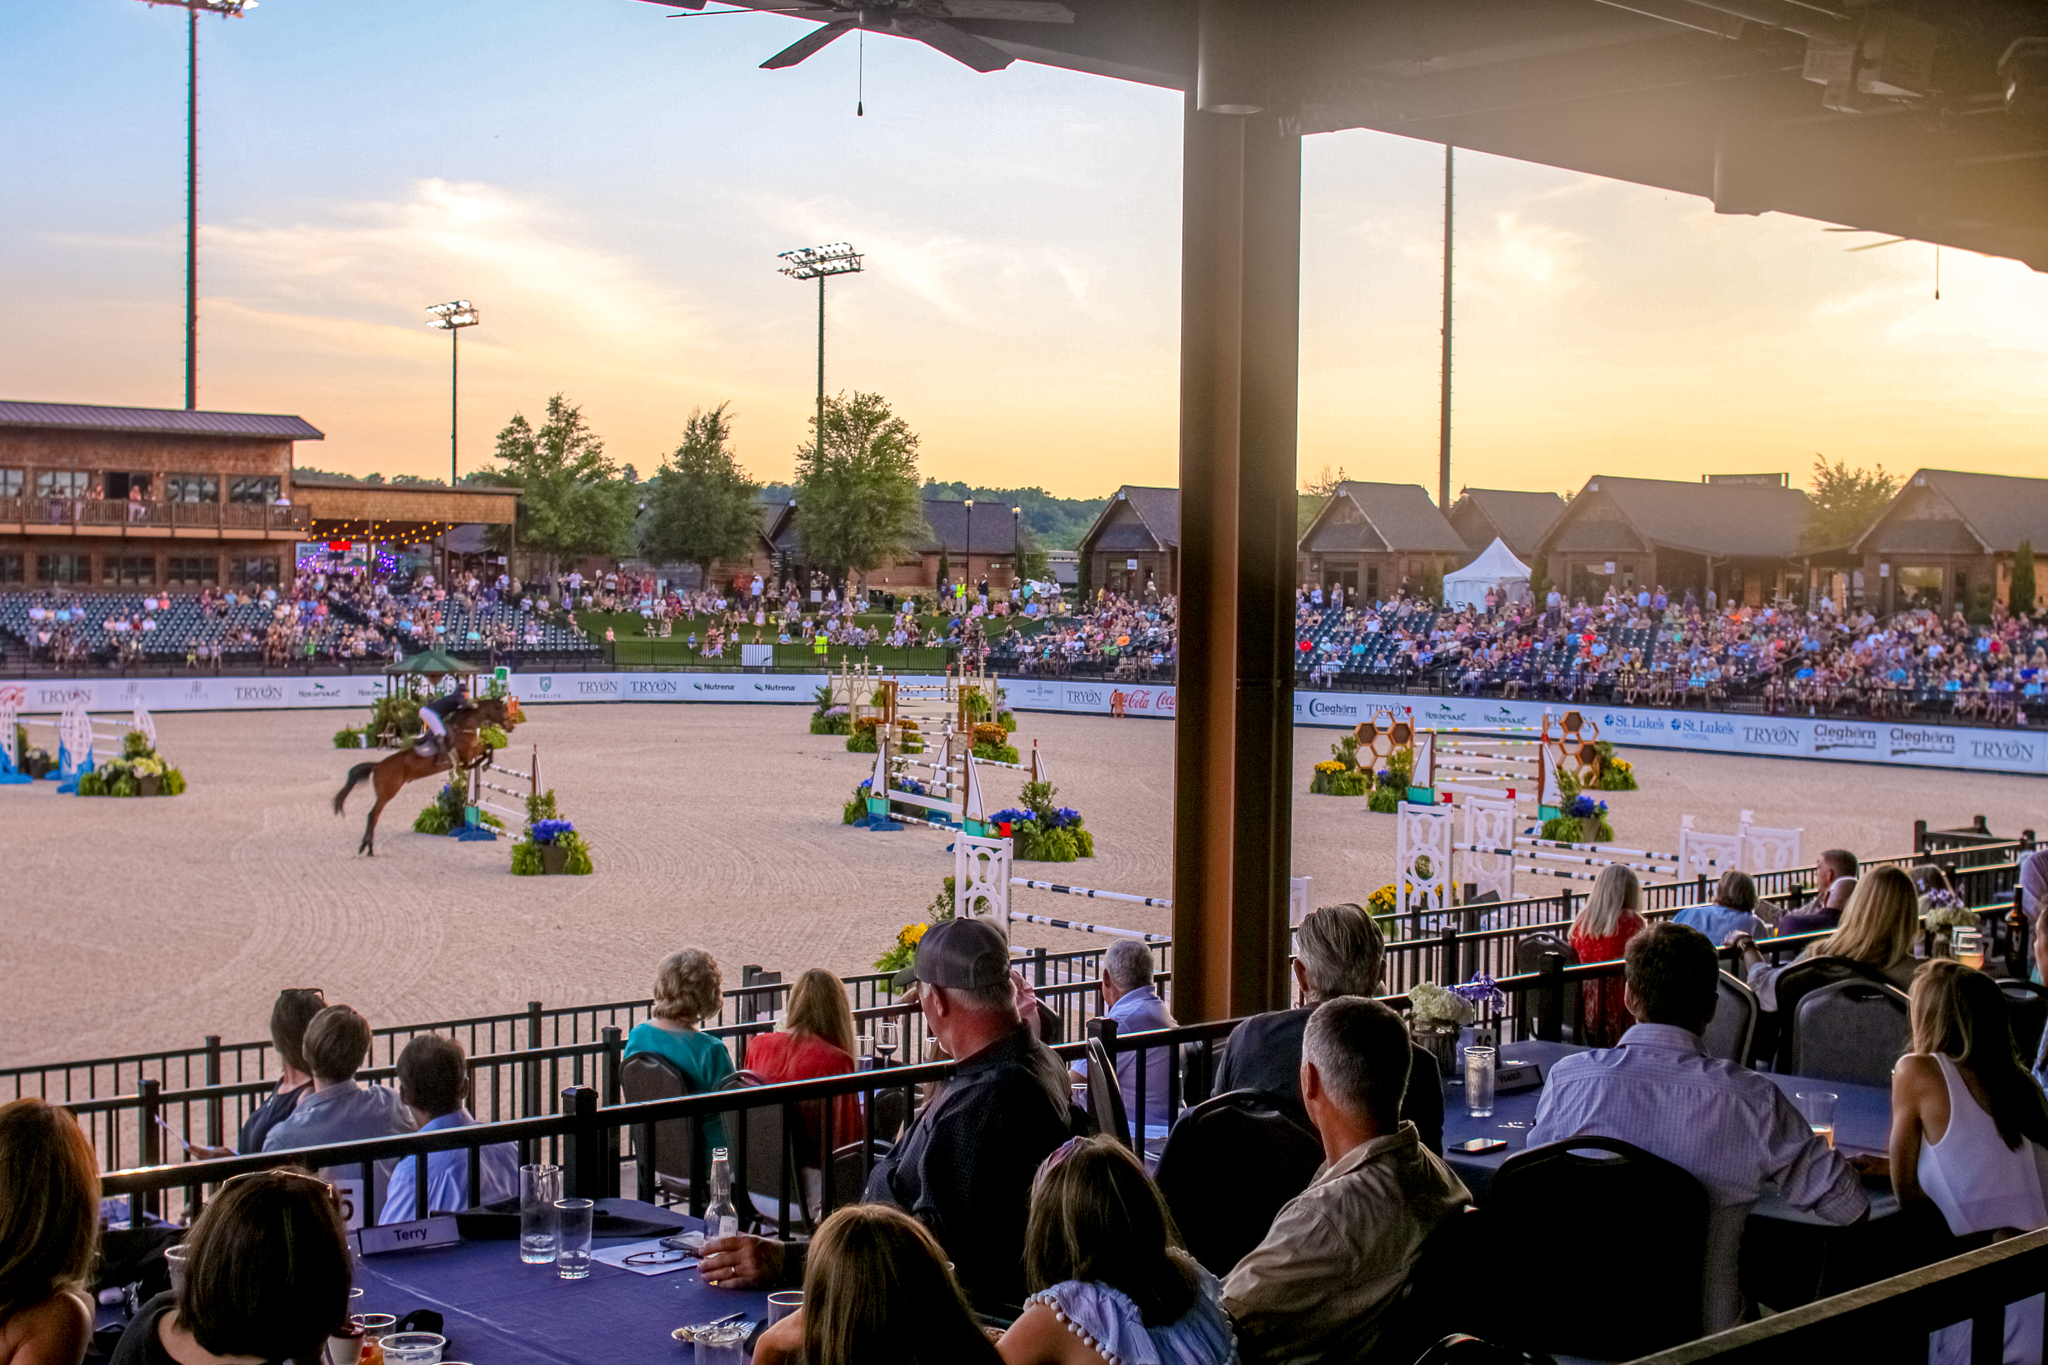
6;0;2047;502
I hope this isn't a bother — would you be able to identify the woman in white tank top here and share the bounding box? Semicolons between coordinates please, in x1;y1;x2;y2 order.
1889;960;2048;1365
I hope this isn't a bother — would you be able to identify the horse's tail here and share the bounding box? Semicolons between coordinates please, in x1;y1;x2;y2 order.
334;761;375;815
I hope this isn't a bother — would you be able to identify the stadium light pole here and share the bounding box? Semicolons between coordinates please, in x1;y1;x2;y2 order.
963;498;974;596
136;0;254;410
1012;504;1021;589
777;243;864;468
426;301;480;485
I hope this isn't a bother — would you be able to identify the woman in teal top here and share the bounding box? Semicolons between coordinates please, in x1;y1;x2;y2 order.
623;947;734;1165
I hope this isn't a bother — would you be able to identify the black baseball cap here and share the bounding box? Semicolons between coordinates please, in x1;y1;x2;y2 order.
890;918;1012;993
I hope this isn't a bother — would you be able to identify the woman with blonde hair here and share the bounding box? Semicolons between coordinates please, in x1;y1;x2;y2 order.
742;968;862;1165
0;1100;100;1365
1737;865;1923;1009
1569;865;1645;1046
1889;961;2048;1364
623;948;735;1162
751;1204;1002;1365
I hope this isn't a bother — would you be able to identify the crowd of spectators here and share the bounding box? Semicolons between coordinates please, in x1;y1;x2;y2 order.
7;874;2048;1365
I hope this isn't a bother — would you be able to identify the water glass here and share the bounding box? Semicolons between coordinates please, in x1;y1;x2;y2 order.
164;1243;190;1296
693;1324;747;1364
519;1164;561;1264
349;1317;396;1365
377;1334;445;1365
555;1198;595;1280
1796;1091;1839;1149
767;1292;804;1326
1464;1045;1497;1119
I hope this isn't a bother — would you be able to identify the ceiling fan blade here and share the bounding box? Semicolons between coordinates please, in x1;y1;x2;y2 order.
760;18;856;68
1845;238;1909;252
931;1;1075;20
887;13;1015;71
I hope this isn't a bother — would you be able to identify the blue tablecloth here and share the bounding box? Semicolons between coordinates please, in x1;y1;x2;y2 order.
1439;1039;1895;1218
352;1199;770;1365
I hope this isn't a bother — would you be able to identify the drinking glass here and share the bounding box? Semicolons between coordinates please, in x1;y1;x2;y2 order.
325;1327;365;1365
554;1198;595;1280
694;1324;747;1364
877;1020;900;1065
164;1244;190;1296
1464;1045;1497;1119
767;1292;804;1326
348;1317;396;1365
1954;928;1984;971
856;1033;875;1072
519;1164;561;1264
377;1334;445;1365
1796;1091;1839;1149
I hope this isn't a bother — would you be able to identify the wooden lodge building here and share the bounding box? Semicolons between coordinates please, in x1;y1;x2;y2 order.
1078;486;1181;599
766;497;1021;595
1295;480;1467;601
1817;469;2048;616
1447;488;1564;561
1532;474;1813;609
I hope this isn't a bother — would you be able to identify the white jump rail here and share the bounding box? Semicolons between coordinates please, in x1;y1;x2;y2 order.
469;744;538;835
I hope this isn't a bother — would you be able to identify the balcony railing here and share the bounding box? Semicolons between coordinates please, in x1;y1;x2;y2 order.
0;495;310;535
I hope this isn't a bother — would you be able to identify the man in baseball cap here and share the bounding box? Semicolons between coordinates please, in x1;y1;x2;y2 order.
888;915;1014;994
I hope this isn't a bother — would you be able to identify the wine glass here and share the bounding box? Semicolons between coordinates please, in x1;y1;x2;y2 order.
877;1020;900;1067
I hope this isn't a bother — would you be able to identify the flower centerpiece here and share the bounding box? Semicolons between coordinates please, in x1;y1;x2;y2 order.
1407;980;1477;1075
810;684;851;735
1594;740;1639;791
77;731;187;798
1541;792;1613;844
512;790;593;875
1920;888;1976;931
991;779;1095;862
971;721;1019;765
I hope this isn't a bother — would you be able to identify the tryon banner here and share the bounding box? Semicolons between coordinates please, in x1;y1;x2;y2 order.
2;673;2039;776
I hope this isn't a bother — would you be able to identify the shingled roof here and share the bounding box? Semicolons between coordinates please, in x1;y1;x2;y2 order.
1302;481;1466;555
1854;469;2048;556
1079;486;1180;557
917;499;1019;556
0;400;323;441
1451;488;1564;558
1538;475;1812;560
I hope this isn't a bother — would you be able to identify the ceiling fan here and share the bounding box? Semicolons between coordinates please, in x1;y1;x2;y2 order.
640;1;1075;74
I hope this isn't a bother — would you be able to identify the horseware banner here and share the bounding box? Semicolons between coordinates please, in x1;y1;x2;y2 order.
0;673;2040;777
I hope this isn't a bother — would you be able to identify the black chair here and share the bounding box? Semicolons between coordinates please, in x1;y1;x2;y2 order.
1785;979;1911;1087
1514;933;1579;1042
716;1073;816;1233
1085;1036;1131;1149
1701;970;1761;1066
1372;1205;1487;1364
1153;1089;1323;1276
1762;956;1908;1072
618;1052;700;1205
1998;978;2048;1063
1487;1137;1708;1359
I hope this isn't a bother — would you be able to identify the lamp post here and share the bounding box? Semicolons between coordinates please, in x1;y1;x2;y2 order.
963;498;973;603
136;0;254;410
777;244;864;464
425;301;480;485
1012;504;1022;594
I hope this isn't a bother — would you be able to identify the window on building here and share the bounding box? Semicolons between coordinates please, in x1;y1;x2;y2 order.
1899;566;1944;609
35;471;88;497
103;555;157;587
0;469;22;498
165;555;219;587
0;554;23;584
166;473;220;503
37;553;88;584
232;556;281;587
228;476;282;505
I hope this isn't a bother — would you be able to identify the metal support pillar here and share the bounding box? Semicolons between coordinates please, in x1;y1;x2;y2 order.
1171;91;1301;1024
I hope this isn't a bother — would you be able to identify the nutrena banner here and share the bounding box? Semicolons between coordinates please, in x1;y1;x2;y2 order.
0;673;2039;776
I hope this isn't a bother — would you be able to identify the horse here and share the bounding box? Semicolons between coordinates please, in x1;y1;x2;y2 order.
333;696;523;855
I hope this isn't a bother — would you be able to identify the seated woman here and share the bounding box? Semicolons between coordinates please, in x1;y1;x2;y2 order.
109;1170;351;1365
740;969;861;1166
1889;961;2048;1365
1671;870;1768;947
751;1204;1002;1365
0;1101;100;1365
624;948;735;1164
999;1135;1236;1365
1569;866;1646;1047
1736;865;1923;1011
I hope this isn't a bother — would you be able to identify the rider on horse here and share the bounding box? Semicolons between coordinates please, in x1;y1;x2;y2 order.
417;682;470;758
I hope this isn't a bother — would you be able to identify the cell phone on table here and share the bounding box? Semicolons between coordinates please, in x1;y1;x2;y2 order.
1454;1137;1508;1154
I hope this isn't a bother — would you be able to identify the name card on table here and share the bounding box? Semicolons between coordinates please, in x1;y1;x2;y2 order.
358;1217;460;1256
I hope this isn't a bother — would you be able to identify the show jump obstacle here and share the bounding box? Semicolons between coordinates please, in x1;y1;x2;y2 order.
0;696;155;793
462;744;539;842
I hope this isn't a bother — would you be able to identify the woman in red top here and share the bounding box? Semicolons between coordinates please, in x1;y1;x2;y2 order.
743;969;862;1165
1569;864;1647;1047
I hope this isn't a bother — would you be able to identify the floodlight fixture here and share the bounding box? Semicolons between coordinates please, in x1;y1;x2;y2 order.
425;300;482;483
780;242;866;464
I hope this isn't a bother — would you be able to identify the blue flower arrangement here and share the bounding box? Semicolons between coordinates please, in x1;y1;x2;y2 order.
1564;794;1609;819
531;818;575;846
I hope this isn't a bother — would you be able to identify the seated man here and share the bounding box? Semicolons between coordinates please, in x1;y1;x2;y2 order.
1776;849;1858;937
262;1005;414;1209
1070;938;1177;1129
698;918;1074;1314
1212;903;1445;1153
378;1035;519;1224
1526;921;1868;1331
1223;997;1471;1365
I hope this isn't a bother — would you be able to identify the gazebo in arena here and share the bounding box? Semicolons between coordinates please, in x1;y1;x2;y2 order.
654;0;2048;1022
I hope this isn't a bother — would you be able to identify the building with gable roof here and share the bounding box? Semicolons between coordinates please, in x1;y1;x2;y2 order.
1295;480;1466;602
765;496;1019;595
1078;486;1180;599
1838;469;2048;615
1534;474;1811;608
1447;487;1565;563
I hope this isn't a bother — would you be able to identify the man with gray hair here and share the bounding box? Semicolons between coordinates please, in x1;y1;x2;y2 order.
1070;937;1177;1128
1212;903;1445;1152
1223;996;1470;1364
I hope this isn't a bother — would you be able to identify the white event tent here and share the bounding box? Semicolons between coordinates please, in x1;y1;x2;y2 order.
1443;537;1532;610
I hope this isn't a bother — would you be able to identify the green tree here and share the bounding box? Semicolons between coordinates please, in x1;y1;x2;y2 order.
479;394;637;578
1801;454;1899;548
795;391;927;595
639;403;761;578
2012;540;2038;615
